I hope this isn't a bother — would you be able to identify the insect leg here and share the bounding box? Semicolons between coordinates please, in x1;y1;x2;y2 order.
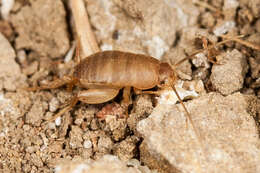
45;88;120;123
45;95;78;122
122;87;131;104
121;87;132;117
25;76;76;91
133;88;164;95
77;88;120;104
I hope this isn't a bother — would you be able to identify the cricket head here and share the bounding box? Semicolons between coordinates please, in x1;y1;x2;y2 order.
158;62;177;88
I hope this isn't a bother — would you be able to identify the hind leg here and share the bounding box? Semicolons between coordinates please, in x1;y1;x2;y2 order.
46;88;120;122
26;75;76;91
77;88;120;104
45;95;79;122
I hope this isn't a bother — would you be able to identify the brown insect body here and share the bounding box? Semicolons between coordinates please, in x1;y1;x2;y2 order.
28;49;203;161
28;50;180;115
73;50;173;90
29;50;182;124
27;35;256;165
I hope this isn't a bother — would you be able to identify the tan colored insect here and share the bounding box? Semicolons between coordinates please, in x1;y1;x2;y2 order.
27;47;204;147
28;36;248;150
30;50;188;116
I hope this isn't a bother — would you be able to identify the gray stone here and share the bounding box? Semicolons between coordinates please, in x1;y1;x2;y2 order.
210;49;248;95
10;0;69;58
0;33;25;91
55;155;156;173
137;92;260;173
86;0;199;59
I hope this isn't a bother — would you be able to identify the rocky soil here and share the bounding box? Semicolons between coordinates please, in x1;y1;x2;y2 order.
0;0;259;173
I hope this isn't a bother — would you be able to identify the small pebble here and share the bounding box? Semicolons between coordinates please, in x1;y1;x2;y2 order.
48;122;56;129
55;117;61;126
49;97;59;113
83;140;92;149
17;50;26;64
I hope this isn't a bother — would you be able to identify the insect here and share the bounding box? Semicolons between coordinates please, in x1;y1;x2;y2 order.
29;50;190;117
29;49;195;118
27;36;246;152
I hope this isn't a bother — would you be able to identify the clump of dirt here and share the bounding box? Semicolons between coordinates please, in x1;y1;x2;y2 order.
10;0;70;58
0;0;259;172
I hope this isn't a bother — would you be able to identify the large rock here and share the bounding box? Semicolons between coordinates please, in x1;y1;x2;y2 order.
0;33;25;91
10;0;69;58
137;92;260;173
86;0;199;59
55;155;155;173
210;49;248;95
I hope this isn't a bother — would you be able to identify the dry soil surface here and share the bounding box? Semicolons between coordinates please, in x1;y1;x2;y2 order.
0;0;259;173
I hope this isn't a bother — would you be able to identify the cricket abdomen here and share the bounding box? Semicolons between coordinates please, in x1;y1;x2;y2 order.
73;51;160;89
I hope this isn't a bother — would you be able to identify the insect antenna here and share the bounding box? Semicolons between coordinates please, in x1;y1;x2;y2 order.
172;85;207;167
167;34;252;162
173;35;245;68
220;35;260;51
172;85;202;142
167;36;244;131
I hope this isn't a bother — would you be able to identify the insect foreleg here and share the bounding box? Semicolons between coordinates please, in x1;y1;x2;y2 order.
133;88;165;95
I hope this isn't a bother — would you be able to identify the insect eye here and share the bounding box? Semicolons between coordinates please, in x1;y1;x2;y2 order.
159;78;167;85
160;81;165;85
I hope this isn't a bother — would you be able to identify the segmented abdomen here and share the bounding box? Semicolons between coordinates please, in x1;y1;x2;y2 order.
73;51;160;89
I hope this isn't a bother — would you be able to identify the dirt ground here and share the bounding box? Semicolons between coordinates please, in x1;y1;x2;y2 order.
0;0;259;172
